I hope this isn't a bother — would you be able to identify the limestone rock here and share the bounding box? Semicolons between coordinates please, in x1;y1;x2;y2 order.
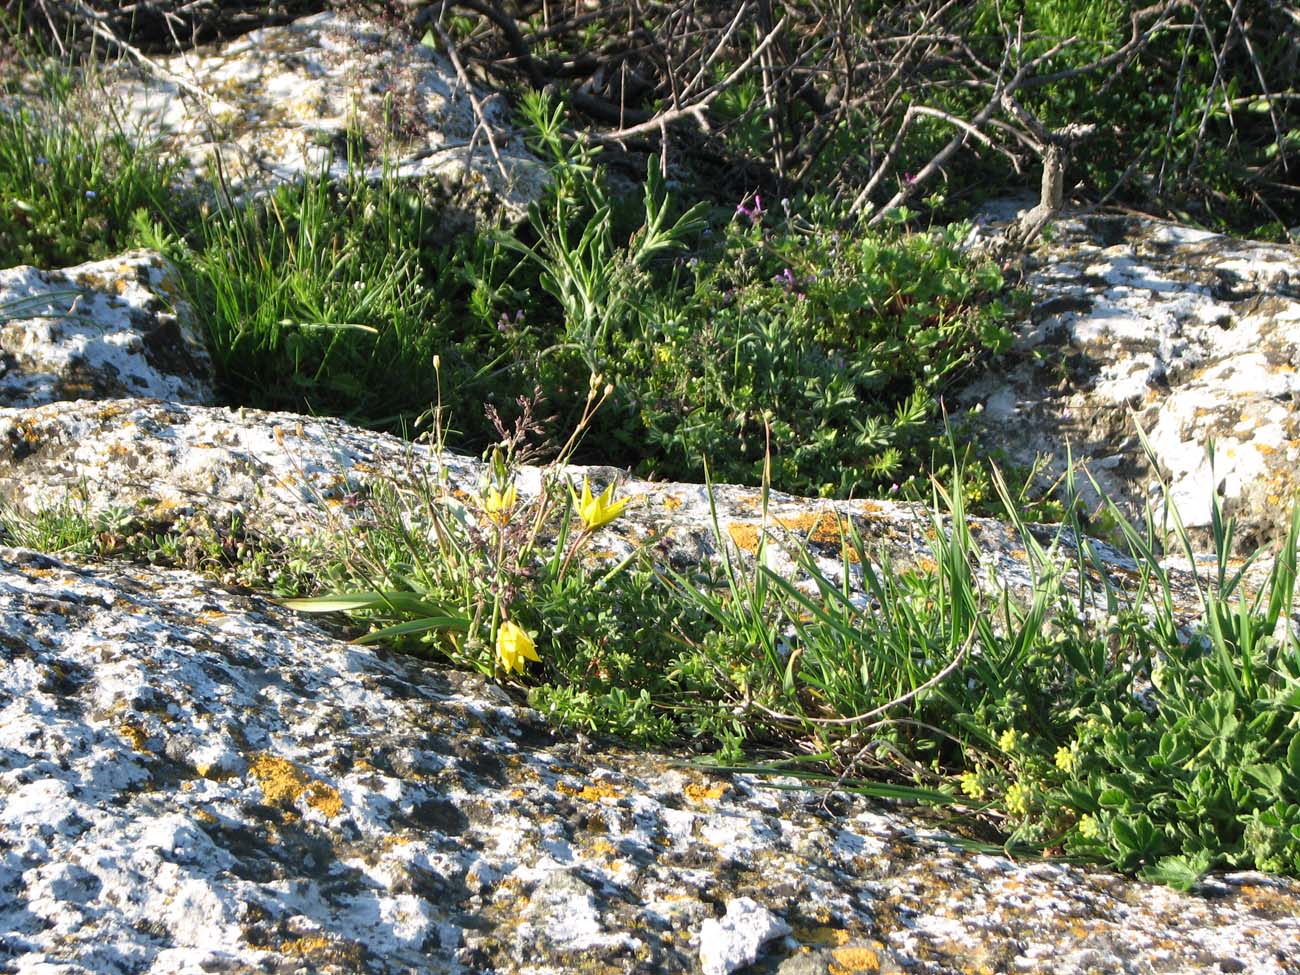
0;397;1222;625
0;251;214;408
699;896;792;975
108;11;548;223
959;210;1300;550
2;546;1298;974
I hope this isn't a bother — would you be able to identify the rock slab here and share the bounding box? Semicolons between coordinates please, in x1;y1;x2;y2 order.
109;11;548;223
2;547;1299;974
961;210;1300;550
0;251;214;409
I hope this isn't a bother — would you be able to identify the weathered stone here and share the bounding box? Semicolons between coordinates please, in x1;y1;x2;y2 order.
108;11;548;223
959;208;1300;550
699;896;792;975
0;251;214;408
2;546;1298;974
0;396;1230;626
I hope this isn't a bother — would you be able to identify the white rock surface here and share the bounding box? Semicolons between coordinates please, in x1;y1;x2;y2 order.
698;896;792;975
0;251;214;408
3;546;1298;974
960;210;1300;549
108;12;548;222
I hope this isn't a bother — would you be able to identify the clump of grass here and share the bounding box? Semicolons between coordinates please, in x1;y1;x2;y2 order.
0;62;185;268
179;156;449;426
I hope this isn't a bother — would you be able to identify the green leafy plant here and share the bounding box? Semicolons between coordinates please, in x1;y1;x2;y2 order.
502;92;709;376
618;208;1016;496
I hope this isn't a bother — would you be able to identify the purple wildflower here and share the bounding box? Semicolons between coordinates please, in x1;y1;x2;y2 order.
735;192;765;224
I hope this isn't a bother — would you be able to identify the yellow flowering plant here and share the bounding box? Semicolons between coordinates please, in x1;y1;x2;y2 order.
496;620;540;674
284;369;642;684
571;476;629;531
483;481;518;525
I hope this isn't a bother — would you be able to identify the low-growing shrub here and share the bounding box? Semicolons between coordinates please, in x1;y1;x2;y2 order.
490;95;1019;496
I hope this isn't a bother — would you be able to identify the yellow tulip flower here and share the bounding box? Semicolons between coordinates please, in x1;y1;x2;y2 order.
572;477;628;531
483;482;518;524
496;621;540;675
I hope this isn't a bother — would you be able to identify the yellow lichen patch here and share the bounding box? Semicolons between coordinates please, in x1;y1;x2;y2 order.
302;781;344;818
248;754;344;818
829;945;884;973
247;933;365;967
912;557;938;575
775;511;834;540
195;761;235;781
588;838;618;857
119;721;150;752
11;418;42;448
662;495;683;510
557;780;621;802
193;807;218;824
727;522;762;554
793;924;851;947
683;781;729;803
282;935;332;955
93;401;136;421
776;512;862;562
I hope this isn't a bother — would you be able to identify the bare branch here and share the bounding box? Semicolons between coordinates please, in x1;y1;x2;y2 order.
600;14;790;142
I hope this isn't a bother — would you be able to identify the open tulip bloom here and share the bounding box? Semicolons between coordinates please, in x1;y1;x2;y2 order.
571;476;628;532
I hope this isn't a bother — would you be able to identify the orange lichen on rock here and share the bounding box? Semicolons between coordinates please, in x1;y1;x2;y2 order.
774;511;857;553
248;753;344;818
119;721;149;751
557;780;621;802
829;945;883;973
794;924;851;947
662;495;683;510
727;522;762;554
684;781;729;803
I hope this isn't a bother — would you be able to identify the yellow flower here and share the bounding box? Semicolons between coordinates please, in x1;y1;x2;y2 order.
572;477;628;531
998;728;1021;754
1055;741;1079;773
1004;782;1031;816
959;770;986;800
496;621;540;675
1077;813;1102;840
483;482;518;524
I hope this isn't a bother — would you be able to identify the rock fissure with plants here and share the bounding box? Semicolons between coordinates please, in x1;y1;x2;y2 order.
2;4;1299;973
